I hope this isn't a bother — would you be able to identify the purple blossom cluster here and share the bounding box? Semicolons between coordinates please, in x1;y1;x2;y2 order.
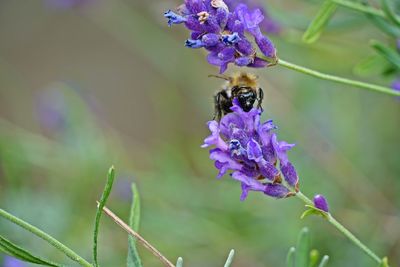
164;0;277;73
202;99;299;200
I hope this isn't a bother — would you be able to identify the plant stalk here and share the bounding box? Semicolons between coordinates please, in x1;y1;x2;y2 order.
276;58;400;97
295;192;384;265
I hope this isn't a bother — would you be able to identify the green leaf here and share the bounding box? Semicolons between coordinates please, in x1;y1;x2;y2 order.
93;166;116;267
175;257;183;267
309;249;320;267
301;205;329;220
0;235;62;266
379;257;389;267
371;40;400;70
302;0;338;43
318;255;329;267
286;247;296;267
295;227;310;267
127;183;143;267
223;249;235;267
353;55;389;77
381;0;400;27
367;13;400;37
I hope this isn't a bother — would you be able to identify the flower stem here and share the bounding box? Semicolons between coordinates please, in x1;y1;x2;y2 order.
276;58;400;97
294;192;384;265
0;208;92;267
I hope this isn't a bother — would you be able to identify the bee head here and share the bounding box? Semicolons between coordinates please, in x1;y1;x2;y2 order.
237;91;257;112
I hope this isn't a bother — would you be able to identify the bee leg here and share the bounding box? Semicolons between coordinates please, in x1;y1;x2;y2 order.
257;88;264;111
213;92;223;121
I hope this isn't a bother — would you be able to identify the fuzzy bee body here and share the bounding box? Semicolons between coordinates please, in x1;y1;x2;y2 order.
213;72;264;121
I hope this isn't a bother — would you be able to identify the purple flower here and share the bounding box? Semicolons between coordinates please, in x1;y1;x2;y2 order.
35;88;67;133
3;256;27;267
165;10;187;26
313;194;329;212
391;79;400;92
202;99;298;200
165;0;277;73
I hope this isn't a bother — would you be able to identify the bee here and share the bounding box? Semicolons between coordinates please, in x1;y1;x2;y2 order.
211;72;264;121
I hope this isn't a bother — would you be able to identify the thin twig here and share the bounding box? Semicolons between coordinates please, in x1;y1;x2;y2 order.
97;202;175;267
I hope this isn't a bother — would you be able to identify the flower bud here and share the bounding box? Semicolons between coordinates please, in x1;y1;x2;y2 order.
313;194;329;212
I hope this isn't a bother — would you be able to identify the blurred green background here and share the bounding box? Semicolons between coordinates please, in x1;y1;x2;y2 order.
0;0;399;266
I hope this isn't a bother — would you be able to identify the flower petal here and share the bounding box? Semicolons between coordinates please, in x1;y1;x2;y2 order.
264;183;290;198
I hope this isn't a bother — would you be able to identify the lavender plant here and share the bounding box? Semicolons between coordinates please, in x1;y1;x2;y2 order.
1;0;399;266
164;0;395;266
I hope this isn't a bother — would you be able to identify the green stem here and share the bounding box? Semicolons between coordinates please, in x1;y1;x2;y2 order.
295;192;383;265
0;208;92;267
276;58;400;97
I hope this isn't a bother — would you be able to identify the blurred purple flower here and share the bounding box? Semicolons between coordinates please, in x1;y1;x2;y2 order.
35;88;67;132
3;256;27;267
391;79;400;92
313;194;329;212
164;0;277;73
202;99;298;201
114;177;134;201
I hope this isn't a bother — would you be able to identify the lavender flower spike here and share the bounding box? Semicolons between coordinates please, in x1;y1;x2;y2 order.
313;194;329;212
164;0;277;73
202;98;298;200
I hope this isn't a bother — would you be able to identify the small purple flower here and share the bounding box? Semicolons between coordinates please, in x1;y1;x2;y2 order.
391;79;400;92
202;99;298;200
35;88;67;133
165;0;277;73
165;10;187;26
313;194;329;212
3;256;27;267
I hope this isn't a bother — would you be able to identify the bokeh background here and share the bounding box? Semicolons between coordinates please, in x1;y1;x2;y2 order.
0;0;399;266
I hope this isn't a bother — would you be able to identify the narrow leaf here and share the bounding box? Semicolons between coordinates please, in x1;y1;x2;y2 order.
302;0;338;43
127;183;143;267
379;257;389;267
318;255;329;267
371;40;400;69
301;205;329;220
381;0;400;27
0;235;61;267
223;249;235;267
295;227;310;267
93;166;115;267
176;257;183;267
353;55;389;77
309;249;320;267
286;247;296;267
367;13;400;37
